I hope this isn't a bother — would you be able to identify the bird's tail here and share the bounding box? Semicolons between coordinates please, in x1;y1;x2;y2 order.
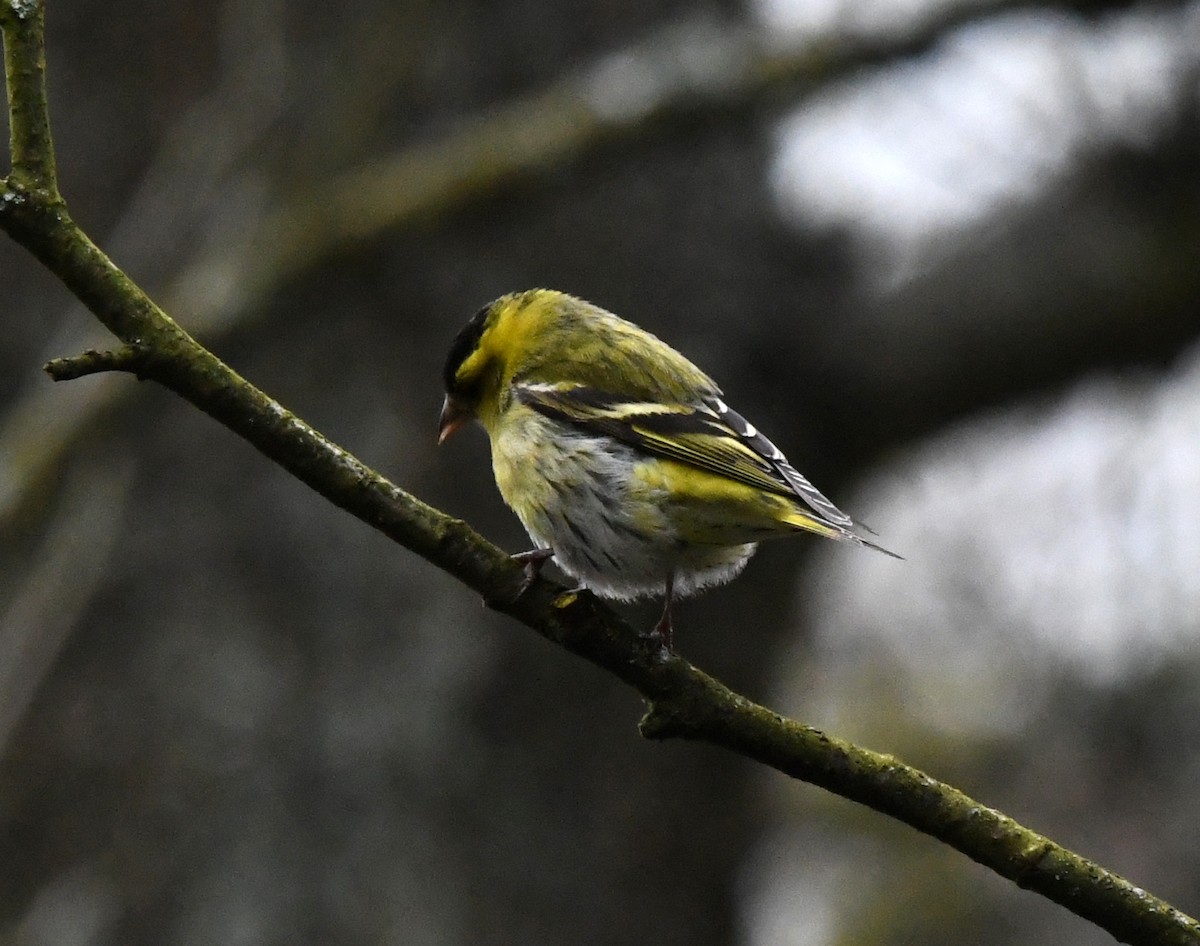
782;509;904;560
852;532;904;559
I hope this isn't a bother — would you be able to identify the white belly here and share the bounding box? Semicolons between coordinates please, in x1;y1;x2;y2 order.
491;414;755;601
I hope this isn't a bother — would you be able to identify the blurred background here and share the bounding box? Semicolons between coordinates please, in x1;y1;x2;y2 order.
2;0;1199;943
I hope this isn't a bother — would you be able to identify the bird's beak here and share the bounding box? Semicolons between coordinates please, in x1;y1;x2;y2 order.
438;394;472;445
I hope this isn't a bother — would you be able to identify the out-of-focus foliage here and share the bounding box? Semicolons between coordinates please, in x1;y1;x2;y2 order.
1;0;1198;944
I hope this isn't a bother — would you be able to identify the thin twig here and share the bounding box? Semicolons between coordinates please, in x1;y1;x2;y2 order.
43;344;149;381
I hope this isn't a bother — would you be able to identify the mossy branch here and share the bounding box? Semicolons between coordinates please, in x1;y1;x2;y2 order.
2;5;1198;945
1;0;55;192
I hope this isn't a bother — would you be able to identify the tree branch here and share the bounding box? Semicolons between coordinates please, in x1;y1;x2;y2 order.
1;0;56;192
3;4;1198;945
43;344;150;381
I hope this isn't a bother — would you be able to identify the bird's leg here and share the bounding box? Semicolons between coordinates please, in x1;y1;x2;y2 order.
512;547;555;597
653;571;676;650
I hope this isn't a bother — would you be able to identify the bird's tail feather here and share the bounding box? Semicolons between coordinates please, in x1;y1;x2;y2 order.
783;509;903;560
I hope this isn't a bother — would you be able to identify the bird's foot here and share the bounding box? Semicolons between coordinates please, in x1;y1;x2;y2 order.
650;608;674;653
512;547;555;597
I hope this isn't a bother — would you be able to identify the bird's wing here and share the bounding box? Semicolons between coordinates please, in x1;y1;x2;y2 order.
513;382;856;529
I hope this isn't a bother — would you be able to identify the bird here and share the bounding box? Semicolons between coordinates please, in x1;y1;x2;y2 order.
438;289;899;649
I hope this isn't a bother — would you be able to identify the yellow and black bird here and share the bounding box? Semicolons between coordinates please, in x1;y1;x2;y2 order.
439;289;898;648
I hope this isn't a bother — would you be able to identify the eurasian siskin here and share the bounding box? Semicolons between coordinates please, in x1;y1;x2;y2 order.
439;289;898;647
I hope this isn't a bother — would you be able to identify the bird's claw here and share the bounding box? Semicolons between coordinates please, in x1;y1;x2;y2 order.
512;547;555;597
649;611;674;653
